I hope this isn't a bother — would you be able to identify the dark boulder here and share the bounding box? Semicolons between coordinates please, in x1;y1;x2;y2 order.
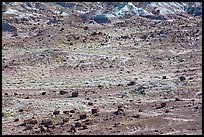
127;81;135;86
179;76;186;81
53;110;60;115
91;108;99;114
133;114;140;118
160;102;167;108
41;92;46;95
72;91;78;97
59;90;68;95
79;113;87;120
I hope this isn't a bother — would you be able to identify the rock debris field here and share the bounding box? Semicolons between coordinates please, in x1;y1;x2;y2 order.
2;3;202;135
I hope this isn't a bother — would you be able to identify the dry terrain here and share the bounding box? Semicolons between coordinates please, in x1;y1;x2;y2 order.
2;8;202;135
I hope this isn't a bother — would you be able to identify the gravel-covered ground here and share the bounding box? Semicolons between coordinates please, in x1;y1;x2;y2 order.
2;11;202;135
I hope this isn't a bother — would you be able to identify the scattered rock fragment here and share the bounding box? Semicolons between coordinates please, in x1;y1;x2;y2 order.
72;91;78;97
138;109;143;112
140;35;147;39
82;119;92;125
41;118;53;128
25;96;29;99
50;125;55;129
91;31;97;36
24;124;33;131
118;105;122;109
68;125;76;133
178;59;185;62
75;122;82;127
133;114;140;118
165;109;170;113
59;90;67;95
70;109;75;113
60;27;64;31
41;92;46;96
113;122;121;127
98;31;103;35
175;97;181;101
63;118;69;124
164;96;168;99
79;113;87;120
40;125;46;133
88;102;93;106
14;92;18;96
179;76;186;81
82;124;88;129
98;85;103;89
188;77;193;80
130;85;146;95
127;81;135;86
160;102;167;108
156;102;167;109
162;76;167;79
113;105;125;115
91;107;99;115
63;110;69;114
14;118;19;122
19;109;24;112
53;110;60;115
191;98;195;101
84;26;89;30
24;118;38;125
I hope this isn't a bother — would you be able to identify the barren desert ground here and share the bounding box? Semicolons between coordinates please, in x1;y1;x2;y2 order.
2;2;202;135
